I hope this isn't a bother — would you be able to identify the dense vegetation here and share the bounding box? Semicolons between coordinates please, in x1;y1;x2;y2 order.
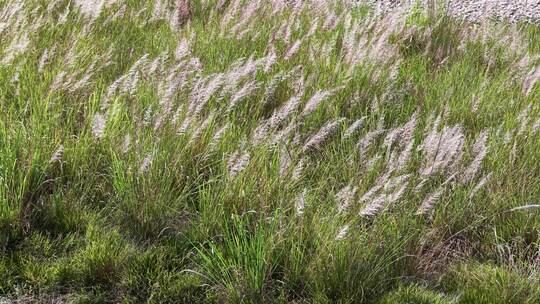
1;0;540;303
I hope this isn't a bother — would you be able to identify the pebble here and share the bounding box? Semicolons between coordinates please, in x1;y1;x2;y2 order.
353;0;540;23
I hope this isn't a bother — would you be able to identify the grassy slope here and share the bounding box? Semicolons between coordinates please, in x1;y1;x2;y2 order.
1;0;540;303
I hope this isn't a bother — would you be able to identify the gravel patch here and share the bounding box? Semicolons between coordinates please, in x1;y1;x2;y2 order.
355;0;540;23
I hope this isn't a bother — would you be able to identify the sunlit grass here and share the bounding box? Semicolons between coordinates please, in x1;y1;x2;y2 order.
0;0;539;303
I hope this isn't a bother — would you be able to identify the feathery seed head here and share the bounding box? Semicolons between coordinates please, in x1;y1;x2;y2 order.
295;188;307;216
279;145;292;177
416;187;445;215
335;224;350;240
122;134;131;153
210;123;230;150
301;90;332;117
344;117;366;139
269;95;301;128
336;184;358;213
139;153;154;174
460;130;489;184
92;113;107;140
292;158;306;181
50;145;64;164
284;39;302;60
469;172;493;200
360;194;387;217
228;151;250;177
302;118;345;152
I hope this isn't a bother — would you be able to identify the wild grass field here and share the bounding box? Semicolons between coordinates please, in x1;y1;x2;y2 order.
1;0;540;303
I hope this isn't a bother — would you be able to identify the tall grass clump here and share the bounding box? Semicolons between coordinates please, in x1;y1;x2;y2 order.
0;0;539;303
